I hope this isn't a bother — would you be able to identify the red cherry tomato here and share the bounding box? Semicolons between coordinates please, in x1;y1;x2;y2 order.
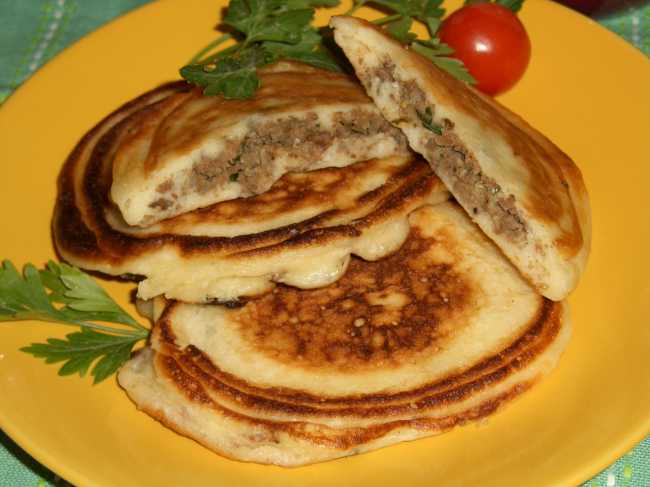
438;3;531;96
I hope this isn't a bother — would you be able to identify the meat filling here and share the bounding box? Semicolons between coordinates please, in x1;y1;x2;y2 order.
369;61;528;244
186;110;406;197
424;134;528;243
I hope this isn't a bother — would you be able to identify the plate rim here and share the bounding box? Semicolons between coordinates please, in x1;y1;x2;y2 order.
1;0;649;486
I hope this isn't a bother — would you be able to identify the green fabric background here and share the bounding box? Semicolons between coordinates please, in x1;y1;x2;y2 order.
0;1;648;485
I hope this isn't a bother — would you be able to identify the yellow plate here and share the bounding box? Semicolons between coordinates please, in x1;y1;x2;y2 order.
0;0;649;485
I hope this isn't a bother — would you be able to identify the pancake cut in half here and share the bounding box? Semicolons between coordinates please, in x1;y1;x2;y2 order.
53;82;448;302
118;203;571;466
330;16;591;301
110;61;409;226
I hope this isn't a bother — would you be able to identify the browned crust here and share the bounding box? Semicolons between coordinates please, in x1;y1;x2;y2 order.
141;65;393;175
52;82;189;257
151;299;560;419
332;17;588;259
149;350;534;456
472;90;588;254
52;82;189;262
410;46;585;257
53;80;439;271
226;233;475;372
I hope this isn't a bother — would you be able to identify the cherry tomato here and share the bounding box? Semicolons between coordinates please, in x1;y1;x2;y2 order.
438;3;531;96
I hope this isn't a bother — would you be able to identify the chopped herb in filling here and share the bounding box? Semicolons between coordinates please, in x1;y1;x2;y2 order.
416;107;442;135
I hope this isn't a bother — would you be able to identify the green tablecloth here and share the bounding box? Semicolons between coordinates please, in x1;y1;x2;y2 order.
0;1;648;486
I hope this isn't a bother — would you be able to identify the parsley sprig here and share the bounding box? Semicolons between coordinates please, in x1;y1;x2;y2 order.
345;0;476;83
0;260;148;384
180;0;342;99
180;0;482;99
466;0;524;12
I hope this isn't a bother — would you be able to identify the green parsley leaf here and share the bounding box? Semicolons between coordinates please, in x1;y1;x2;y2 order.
228;6;315;45
21;328;142;384
495;0;524;12
1;260;148;383
285;0;340;6
416;106;443;134
425;17;442;36
181;46;275;99
464;0;525;12
182;0;478;98
415;0;446;22
222;0;286;37
365;0;445;24
386;16;417;44
264;28;343;72
351;0;475;84
182;0;342;99
412;42;476;84
40;261;139;324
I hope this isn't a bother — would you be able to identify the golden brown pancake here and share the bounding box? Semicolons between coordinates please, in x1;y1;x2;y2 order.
118;203;571;466
53;83;448;303
110;62;409;226
330;16;591;301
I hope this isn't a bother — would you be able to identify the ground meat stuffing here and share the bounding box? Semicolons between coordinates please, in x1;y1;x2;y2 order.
424;134;528;242
369;60;528;244
149;197;173;211
186;110;406;197
156;180;173;193
190;139;242;194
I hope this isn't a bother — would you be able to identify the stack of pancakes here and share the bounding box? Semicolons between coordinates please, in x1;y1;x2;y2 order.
53;18;590;467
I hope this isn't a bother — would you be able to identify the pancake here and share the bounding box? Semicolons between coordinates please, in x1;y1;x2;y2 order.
118;203;571;466
330;16;591;301
53;83;448;303
110;62;409;226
